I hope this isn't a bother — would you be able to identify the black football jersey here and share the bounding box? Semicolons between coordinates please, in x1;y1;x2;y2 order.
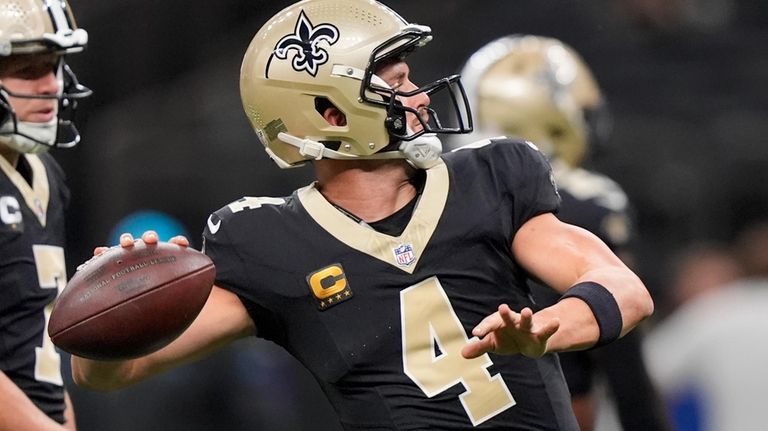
552;163;633;251
203;140;579;430
0;153;70;423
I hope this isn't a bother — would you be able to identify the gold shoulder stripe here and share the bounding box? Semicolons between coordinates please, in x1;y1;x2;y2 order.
0;154;50;226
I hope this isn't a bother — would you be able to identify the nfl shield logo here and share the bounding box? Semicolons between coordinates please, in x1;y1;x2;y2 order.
393;243;416;266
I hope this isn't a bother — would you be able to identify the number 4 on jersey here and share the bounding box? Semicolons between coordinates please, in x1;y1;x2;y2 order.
33;245;66;386
400;277;516;426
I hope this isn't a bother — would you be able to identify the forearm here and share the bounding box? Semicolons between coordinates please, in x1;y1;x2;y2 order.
539;267;653;353
0;371;68;431
71;286;254;391
465;215;654;360
580;266;654;334
535;297;597;352
70;356;144;391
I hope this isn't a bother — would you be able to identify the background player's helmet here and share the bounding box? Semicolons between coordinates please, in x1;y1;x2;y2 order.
240;0;472;169
458;35;609;168
0;0;91;154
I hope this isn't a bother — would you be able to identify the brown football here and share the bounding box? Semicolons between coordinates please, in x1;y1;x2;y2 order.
49;241;215;360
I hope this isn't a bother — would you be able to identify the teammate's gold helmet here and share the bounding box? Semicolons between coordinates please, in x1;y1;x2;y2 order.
460;35;607;167
0;0;86;55
240;0;472;169
0;0;91;153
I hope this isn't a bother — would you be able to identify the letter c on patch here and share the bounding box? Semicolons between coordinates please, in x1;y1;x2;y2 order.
307;264;347;300
0;196;21;225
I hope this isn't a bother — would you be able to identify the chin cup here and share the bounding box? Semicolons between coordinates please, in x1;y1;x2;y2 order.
399;133;442;169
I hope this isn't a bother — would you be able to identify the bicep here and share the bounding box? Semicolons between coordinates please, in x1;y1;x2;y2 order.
511;213;628;293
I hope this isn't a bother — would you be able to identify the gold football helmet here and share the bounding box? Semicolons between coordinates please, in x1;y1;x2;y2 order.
0;0;91;153
240;0;472;169
459;35;608;167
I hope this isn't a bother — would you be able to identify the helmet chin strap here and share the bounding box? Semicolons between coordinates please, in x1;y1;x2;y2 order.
277;129;443;169
0;118;57;154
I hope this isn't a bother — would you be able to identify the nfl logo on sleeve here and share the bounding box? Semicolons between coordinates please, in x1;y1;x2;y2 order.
393;243;416;266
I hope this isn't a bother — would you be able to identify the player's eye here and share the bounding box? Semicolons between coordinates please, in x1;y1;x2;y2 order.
16;65;51;79
2;55;58;80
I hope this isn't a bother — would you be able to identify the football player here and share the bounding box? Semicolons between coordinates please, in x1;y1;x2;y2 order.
0;0;91;430
453;35;671;431
71;1;653;430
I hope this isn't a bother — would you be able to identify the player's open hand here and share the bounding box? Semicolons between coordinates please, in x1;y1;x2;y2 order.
461;304;560;359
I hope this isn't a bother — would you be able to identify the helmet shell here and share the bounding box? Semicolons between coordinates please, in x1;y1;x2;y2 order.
462;35;603;167
240;0;413;167
0;0;87;56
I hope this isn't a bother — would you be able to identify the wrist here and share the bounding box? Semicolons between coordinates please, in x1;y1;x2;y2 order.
558;281;622;348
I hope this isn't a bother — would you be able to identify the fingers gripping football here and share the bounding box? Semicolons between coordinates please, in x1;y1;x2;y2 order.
91;230;190;258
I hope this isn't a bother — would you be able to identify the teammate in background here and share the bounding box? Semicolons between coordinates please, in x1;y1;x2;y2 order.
452;35;671;431
71;1;653;429
0;1;91;430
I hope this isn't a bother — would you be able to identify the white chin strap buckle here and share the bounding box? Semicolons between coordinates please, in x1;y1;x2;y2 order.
278;132;325;160
399;133;443;169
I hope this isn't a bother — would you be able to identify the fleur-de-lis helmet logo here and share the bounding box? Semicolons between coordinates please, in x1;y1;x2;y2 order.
273;10;340;77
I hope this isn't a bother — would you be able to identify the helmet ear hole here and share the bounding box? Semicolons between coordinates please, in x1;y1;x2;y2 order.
315;97;347;126
314;97;335;116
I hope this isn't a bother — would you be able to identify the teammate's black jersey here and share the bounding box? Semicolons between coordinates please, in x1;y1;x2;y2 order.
203;140;579;430
530;162;634;315
552;162;633;252
0;153;70;424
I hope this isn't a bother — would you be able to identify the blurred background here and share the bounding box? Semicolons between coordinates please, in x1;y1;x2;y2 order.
55;0;767;430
